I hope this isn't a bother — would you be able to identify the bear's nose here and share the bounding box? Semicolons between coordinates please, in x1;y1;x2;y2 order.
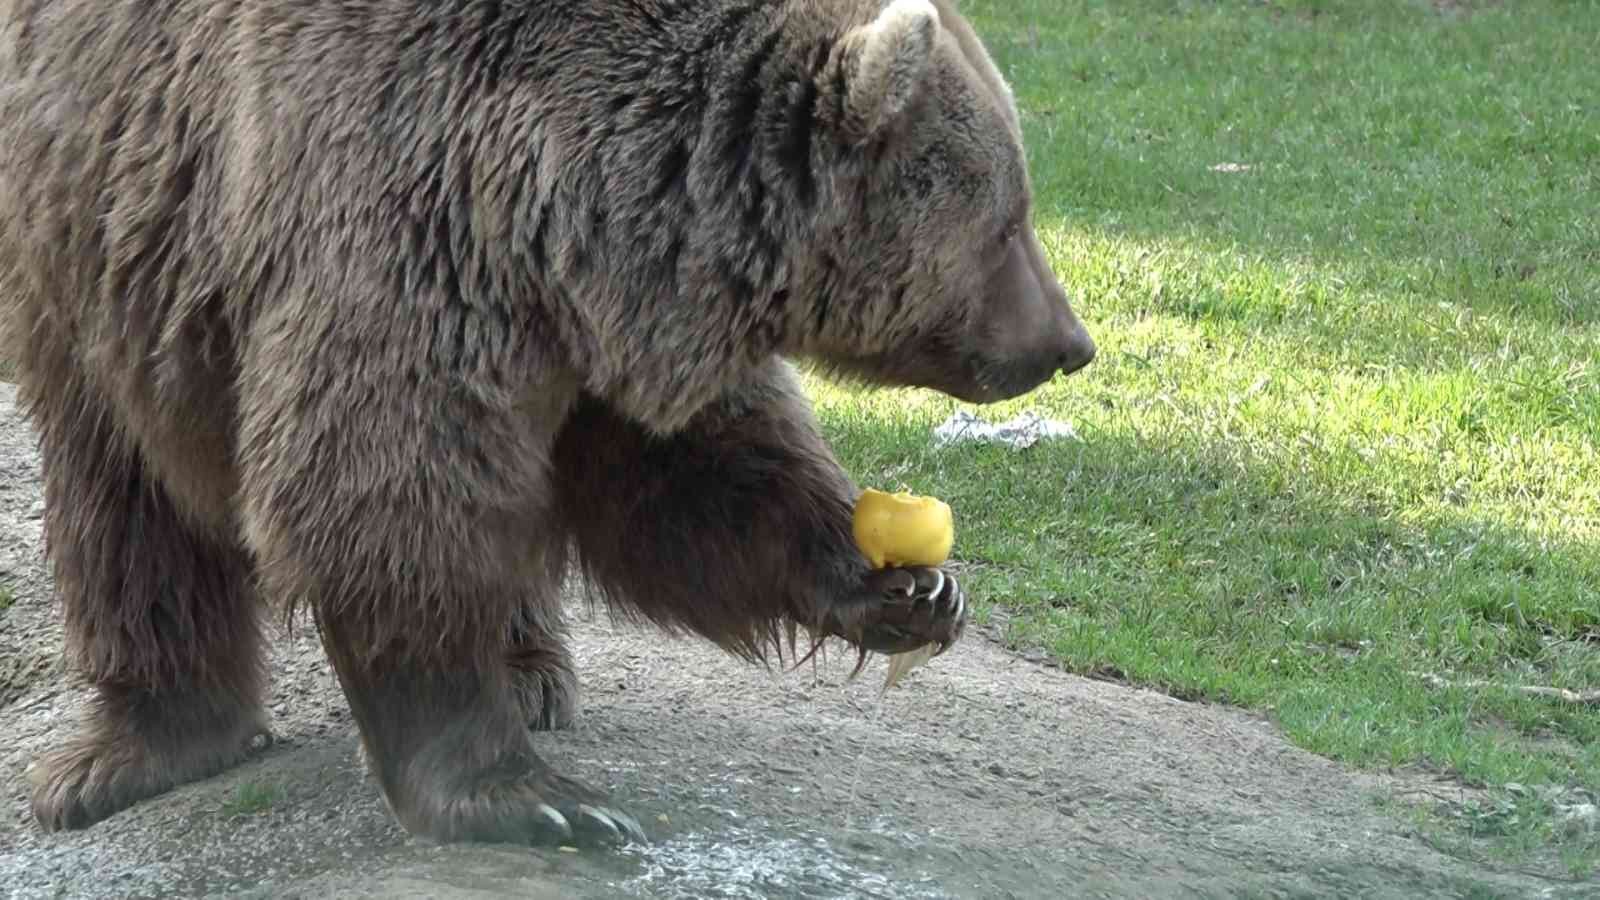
1056;329;1096;376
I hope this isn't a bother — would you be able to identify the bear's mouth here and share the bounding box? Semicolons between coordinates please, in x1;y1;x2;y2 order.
805;334;1070;406
943;352;1071;404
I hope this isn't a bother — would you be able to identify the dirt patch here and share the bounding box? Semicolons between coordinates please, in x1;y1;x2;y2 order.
0;647;58;712
0;381;1591;899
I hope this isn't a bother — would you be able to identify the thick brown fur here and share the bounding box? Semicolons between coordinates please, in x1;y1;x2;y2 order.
0;0;1094;846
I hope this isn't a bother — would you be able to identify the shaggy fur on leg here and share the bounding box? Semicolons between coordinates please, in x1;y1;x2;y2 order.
507;606;582;732
19;370;268;832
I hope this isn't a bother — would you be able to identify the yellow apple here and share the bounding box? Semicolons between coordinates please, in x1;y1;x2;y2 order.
851;488;954;569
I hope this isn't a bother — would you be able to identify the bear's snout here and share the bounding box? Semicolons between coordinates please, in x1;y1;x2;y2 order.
954;227;1094;402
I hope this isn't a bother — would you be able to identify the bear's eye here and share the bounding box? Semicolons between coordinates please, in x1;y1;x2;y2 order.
999;222;1021;247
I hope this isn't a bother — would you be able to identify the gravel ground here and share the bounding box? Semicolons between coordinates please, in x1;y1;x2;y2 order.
0;380;1592;899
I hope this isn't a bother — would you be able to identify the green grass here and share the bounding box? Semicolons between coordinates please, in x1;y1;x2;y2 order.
808;0;1599;876
220;782;277;818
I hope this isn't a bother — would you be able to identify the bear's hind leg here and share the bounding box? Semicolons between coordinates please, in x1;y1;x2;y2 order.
508;607;580;732
25;383;269;832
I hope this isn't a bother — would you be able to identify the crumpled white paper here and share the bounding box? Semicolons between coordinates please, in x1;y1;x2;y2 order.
932;409;1079;450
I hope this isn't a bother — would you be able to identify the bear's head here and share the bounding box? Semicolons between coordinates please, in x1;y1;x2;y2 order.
798;0;1095;404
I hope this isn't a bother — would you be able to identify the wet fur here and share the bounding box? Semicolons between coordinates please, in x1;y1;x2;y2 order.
1;0;1086;842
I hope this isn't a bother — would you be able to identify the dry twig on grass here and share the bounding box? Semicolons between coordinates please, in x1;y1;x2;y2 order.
1409;671;1600;706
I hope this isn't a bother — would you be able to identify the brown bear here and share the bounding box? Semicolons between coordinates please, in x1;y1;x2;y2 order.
0;0;1095;847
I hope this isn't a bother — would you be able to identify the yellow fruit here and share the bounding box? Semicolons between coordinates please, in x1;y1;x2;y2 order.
851;488;955;569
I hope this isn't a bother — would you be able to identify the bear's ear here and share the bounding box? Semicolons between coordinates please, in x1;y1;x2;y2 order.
838;0;940;142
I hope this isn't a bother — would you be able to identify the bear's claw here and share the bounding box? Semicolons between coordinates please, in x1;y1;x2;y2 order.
526;798;645;847
429;770;649;848
825;564;969;656
574;803;648;845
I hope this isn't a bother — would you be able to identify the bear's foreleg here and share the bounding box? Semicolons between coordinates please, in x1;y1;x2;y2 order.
237;336;640;847
553;360;968;666
312;604;639;845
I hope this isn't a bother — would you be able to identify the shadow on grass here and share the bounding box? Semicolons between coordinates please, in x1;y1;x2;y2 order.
812;385;1599;814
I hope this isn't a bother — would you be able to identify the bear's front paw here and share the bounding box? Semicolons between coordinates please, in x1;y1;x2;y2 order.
501;774;648;848
828;565;968;655
405;766;648;849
